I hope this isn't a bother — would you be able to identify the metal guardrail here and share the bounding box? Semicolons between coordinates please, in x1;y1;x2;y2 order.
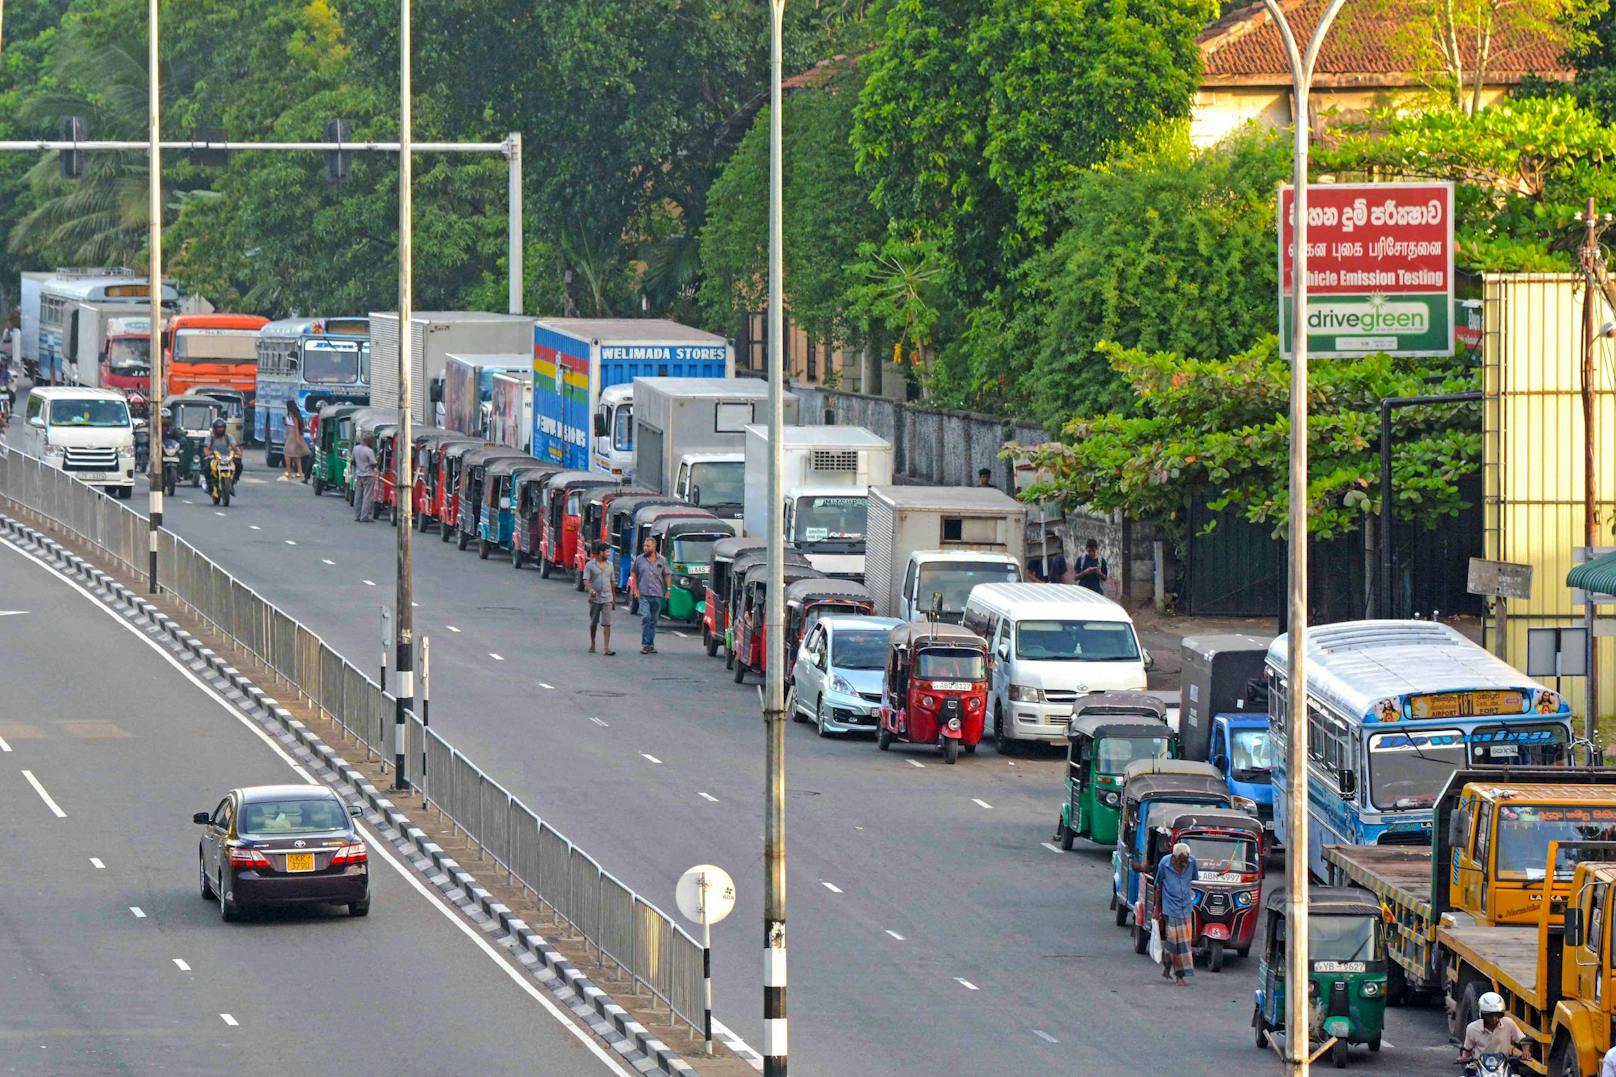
0;447;708;1037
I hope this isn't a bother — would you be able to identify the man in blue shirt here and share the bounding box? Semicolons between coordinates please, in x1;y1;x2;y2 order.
629;537;670;654
1153;842;1199;984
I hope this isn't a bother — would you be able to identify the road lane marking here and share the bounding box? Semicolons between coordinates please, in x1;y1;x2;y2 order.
673;631;688;638
447;625;461;633
89;858;104;869
589;717;608;728
955;978;979;991
284;539;297;546
821;881;843;894
972;798;993;810
1033;1030;1058;1044
1040;842;1063;854
538;681;555;690
248;525;260;531
906;759;925;769
322;558;335;565
363;579;376;587
21;770;66;817
129;907;145;918
173;959;190;972
489;653;504;661
0;734;10;752
642;753;662;765
885;930;904;941
0;539;641;1077
699;792;719;803
219;1014;238;1027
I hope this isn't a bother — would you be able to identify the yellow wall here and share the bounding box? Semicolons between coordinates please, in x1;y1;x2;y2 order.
1190;85;1515;149
1482;273;1616;736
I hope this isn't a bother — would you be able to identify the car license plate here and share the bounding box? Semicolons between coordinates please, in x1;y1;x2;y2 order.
78;472;110;482
285;852;315;873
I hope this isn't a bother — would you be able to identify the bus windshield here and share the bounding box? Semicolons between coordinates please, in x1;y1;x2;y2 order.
174;329;258;363
916;562;1022;615
301;341;360;384
1095;735;1170;775
105;337;150;374
1310;915;1380;963
1367;729;1466;811
1494;804;1616;880
1016;619;1140;662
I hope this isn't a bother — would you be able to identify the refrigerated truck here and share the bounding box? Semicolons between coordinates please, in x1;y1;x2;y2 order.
531;318;731;473
633;377;799;510
369;311;534;426
742;424;894;578
489;370;533;452
443;352;529;438
864;485;1028;619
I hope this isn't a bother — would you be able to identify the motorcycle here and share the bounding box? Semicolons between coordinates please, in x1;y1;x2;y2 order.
162;441;180;497
1466;1052;1519;1077
207;450;236;507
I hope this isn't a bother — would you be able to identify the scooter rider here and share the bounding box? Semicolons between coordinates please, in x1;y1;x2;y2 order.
1457;991;1530;1074
204;418;236;458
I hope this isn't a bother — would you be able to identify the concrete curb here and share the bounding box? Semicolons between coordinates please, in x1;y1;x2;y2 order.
0;513;700;1077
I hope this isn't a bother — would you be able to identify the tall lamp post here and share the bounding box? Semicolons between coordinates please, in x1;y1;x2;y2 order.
145;0;163;593
1266;0;1347;1071
391;0;416;790
763;1;788;1075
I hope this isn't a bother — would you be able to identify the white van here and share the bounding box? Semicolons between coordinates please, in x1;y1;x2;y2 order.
20;386;137;497
962;583;1150;752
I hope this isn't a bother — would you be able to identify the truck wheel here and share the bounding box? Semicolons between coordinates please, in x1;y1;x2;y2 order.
265;447;280;468
1550;1036;1575;1076
1208;939;1225;973
1452;982;1481;1040
1330;1036;1347;1069
1114;895;1128;927
1384;962;1408;1007
1253;1007;1269;1050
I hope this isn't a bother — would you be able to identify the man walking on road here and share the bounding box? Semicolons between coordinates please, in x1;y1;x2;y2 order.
351;433;378;523
585;542;616;656
1153;842;1199;986
628;536;669;654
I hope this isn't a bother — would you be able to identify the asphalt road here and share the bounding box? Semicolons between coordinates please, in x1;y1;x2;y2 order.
0;531;628;1076
14;442;1455;1075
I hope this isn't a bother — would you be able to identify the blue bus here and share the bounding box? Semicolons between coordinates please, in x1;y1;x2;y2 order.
253;318;370;462
1268;620;1572;878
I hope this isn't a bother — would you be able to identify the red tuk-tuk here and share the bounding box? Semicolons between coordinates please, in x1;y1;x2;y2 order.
723;549;812;669
878;621;989;764
434;440;484;540
539;471;616;579
1133;808;1264;972
732;561;825;684
409;430;474;531
574;485;653;584
373;423;401;522
703;537;764;656
782;577;876;682
510;466;563;568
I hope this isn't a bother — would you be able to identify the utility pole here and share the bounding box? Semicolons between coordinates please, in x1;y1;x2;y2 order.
1267;0;1347;1070
507;131;522;315
392;0;415;791
145;0;162;594
1579;197;1603;744
763;1;788;1074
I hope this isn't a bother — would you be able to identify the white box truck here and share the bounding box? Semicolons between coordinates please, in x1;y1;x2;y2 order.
443;352;530;437
864;485;1028;622
64;302;152;391
368;311;533;426
742;424;894;578
489;370;533;451
634;377;798;519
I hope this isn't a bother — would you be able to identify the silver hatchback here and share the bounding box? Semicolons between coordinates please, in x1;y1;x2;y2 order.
789;615;901;736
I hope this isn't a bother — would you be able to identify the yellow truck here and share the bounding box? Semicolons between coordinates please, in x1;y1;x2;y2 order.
1324;767;1616;1075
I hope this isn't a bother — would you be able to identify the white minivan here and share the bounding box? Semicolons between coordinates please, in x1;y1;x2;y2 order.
962;583;1150;753
20;386;137;498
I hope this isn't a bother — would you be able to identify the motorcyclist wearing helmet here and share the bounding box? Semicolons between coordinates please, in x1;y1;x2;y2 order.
204;418;236;459
1458;991;1530;1073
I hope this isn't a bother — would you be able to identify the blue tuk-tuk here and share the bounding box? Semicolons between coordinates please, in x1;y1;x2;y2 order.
1110;759;1232;929
478;457;553;559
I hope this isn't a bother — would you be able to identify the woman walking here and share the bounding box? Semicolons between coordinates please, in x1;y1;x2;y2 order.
283;400;310;482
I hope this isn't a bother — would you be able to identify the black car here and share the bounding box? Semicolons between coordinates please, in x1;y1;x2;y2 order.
195;784;370;921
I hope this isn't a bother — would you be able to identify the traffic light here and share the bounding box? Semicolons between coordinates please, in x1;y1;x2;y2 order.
59;117;86;179
324;119;353;183
190;127;228;168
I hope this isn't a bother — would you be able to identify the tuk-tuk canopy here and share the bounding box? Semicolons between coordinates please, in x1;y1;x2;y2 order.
408;426;452;444
462;446;523;472
712;537;766;564
590;486;654;511
1121;771;1228;805
640;504;717;529
1067;712;1172;744
441;440;482;464
1263;886;1379;919
742;561;822;590
785;577;874;607
1071;691;1168;725
516;468;559;493
547;469;608;493
733;549;813;583
1150;808;1263;840
486;456;539;480
164;394;225;431
609;494;684;525
655;516;737;542
317;401;361;421
886;620;988;651
1122;758;1220;784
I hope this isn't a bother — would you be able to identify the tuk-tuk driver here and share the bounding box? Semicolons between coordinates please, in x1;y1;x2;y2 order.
1457;992;1530;1073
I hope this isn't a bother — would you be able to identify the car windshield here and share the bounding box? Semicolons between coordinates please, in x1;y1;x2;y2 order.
1230;728;1273;779
613;405;633;452
301;341;360;384
672;537;718;566
1095;734;1171;775
106;337;150;374
238;798;347;836
174;329;259;362
1368;729;1466;811
832;630;888;671
1185;835;1259;874
1494;803;1616;880
916;646;985;681
915;562;1022;614
690;462;744;507
1310;915;1380;963
795;496;867;546
171;403;217;432
1016;619;1140;662
49;398;129;427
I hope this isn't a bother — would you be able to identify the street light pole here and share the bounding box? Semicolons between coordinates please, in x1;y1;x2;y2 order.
507;131;522;315
763;1;788;1075
1266;0;1347;1071
392;0;415;791
145;0;162;594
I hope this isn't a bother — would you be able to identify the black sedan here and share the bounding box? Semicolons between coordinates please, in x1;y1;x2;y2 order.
195;784;370;921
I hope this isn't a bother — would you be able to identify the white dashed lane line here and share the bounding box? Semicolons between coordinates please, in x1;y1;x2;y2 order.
89;857;104;869
1033;1030;1058;1044
906;759;925;769
954;978;979;991
447;625;461;633
538;682;554;690
321;558;335;566
363;579;376;587
885;929;904;941
972;798;993;810
588;717;608;728
22;770;66;818
173;959;190;972
129;907;146;919
0;734;10;752
219;1014;238;1027
642;753;663;765
248;525;260;531
821;881;843;894
284;539;297;546
1040;842;1063;854
698;792;719;803
489;653;505;662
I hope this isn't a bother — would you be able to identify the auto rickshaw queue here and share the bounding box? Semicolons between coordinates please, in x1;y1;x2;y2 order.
304;402;1389;1067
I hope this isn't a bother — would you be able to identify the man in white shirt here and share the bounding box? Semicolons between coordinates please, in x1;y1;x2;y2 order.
1457;991;1529;1074
1601;1043;1616;1077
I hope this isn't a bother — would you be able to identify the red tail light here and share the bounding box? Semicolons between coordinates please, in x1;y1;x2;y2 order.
331;841;368;865
228;845;272;869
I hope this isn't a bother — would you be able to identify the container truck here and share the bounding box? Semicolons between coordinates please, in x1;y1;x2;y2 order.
741;424;893;578
1179;634;1276;834
369;311;533;426
532;318;731;474
489;370;533;451
443;353;529;438
864;485;1027;620
163;312;269;400
64;303;152;397
634;377;799;518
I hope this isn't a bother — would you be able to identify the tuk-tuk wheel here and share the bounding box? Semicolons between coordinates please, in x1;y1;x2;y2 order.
478;537;490;560
1208;939;1225;973
191;474;201;488
390;503;399;526
733;657;747;684
704;627;718;657
511;546;524;569
942;738;959;765
575;570;585;592
1114;895;1128;927
877;728;891;751
1367;1034;1380;1054
457;529;470;551
439;519;452;542
1253;1008;1269;1050
1331;1037;1347;1068
963;743;976;755
1058;822;1075;851
313;475;325;496
1131;916;1148;954
540;555;552;579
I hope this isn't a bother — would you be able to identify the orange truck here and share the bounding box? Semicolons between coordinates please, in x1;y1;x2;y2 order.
163;313;268;401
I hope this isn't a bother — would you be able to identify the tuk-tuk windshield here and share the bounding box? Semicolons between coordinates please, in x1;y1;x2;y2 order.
1230;728;1273;781
1310;915;1381;963
1186;835;1259;874
672;537;718;566
1494;803;1616;881
171;402;217;432
917;647;985;681
916;562;1022;614
1095;734;1172;775
1016;620;1141;662
831;630;888;671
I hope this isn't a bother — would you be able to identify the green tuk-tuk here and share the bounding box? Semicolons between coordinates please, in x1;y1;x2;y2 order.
648;511;737;622
1056;692;1175;850
1252;887;1387;1068
163;393;227;488
311;402;362;496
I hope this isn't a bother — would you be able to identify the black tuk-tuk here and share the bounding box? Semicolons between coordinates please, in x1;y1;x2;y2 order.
704;537;765;656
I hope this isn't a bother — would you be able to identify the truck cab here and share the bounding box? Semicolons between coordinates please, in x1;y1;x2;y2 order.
898;550;1022;624
592;383;634;479
1209;713;1274;832
675;451;744;519
785;487;870;579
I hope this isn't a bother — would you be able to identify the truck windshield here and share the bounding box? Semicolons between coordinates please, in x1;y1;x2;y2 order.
1095;735;1170;775
672;537;718;566
1310;915;1380;963
48;398;130;427
916;562;1022;614
1016;619;1140;661
832;630;888;671
301;341;360;384
1494;803;1616;880
795;496;868;548
1186;836;1258;874
1367;729;1465;811
613;405;633;452
174;329;258;362
1230;728;1273;781
916;647;985;681
689;461;744;507
105;337;150;374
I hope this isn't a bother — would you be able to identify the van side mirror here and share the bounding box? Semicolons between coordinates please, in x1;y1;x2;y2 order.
1337;769;1357;800
996;642;1009;661
28;415;43;428
593;414;608;438
1567;907;1584;948
192;811;210;825
690;485;701;506
1142;649;1156;671
428;379;443;404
